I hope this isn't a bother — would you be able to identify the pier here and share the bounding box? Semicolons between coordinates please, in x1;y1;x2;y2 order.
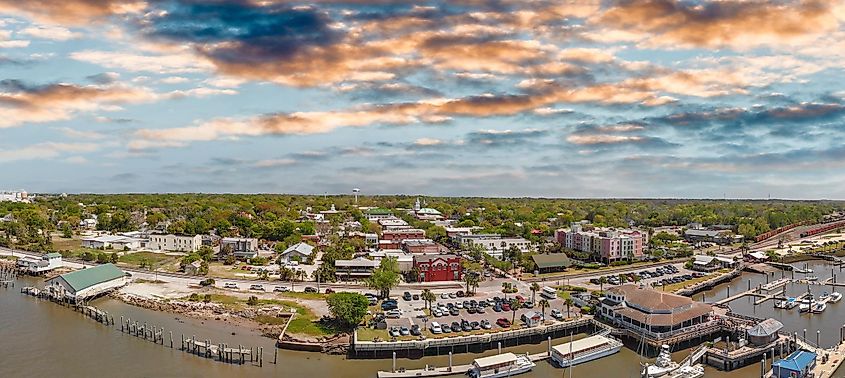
714;278;791;306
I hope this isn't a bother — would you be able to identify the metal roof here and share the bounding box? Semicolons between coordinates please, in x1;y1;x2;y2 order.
773;349;816;372
747;318;783;337
281;242;314;256
531;253;572;269
56;264;125;292
473;353;517;368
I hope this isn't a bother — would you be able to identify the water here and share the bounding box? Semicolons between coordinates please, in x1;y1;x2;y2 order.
0;276;833;378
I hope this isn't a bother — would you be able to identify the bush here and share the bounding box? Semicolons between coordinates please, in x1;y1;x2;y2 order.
189;293;200;301
249;257;269;266
199;278;215;286
247;296;259;306
203;294;212;303
609;260;630;267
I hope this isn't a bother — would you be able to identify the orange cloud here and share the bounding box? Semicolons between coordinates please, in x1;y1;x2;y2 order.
0;0;146;25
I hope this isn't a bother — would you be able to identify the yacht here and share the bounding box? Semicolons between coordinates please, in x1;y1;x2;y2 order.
829;292;843;303
799;294;814;313
550;335;623;368
806;275;819;281
819;292;831;303
643;345;680;378
774;297;797;309
467;352;535;378
666;365;705;378
811;301;827;313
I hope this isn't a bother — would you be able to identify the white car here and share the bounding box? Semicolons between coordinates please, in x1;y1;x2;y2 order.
249;284;265;291
551;309;563;320
274;286;289;292
429;322;442;334
386;310;403;319
223;283;238;289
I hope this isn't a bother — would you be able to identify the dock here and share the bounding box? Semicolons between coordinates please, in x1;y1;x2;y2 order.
376;351;550;378
714;278;791;306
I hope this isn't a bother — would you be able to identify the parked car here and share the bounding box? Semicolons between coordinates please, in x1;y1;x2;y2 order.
400;326;410;336
389;327;400;337
386;310;402;319
381;300;398;311
441;324;451;333
502;303;511;312
451;321;461;331
304;287;318;293
480;320;492;329
223;282;239;289
456;290;465;297
274;286;289;292
441;293;449;299
448;292;456;299
522;301;534;309
410;324;421;336
430;322;442;334
325;288;335;294
412;294;420;301
551;309;563;320
249;284;265;291
403;292;412;301
496;318;511;328
450;307;459;316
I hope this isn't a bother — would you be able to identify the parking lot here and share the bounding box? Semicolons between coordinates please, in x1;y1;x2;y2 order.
566;262;704;291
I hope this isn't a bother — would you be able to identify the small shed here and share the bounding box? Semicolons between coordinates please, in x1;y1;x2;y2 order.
747;318;783;346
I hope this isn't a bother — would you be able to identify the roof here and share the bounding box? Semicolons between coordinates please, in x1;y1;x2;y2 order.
608;284;699;311
281;242;314;256
45;252;62;259
613;304;712;327
416;207;442;215
747;318;783;337
773;350;816;372
531;253;572;269
749;252;769;259
335;257;379;268
473;353;517;369
57;264;125;292
366;208;392;215
685;229;730;237
414;254;460;263
552;335;615;355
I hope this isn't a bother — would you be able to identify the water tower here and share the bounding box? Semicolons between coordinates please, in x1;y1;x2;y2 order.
353;188;360;205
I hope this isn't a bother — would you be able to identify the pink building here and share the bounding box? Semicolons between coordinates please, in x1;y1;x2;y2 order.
556;224;648;263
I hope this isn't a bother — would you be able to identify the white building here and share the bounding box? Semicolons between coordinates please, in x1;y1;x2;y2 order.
81;235;143;250
368;249;414;272
45;264;128;303
456;234;532;259
17;253;63;275
279;242;314;263
221;237;259;259
147;233;202;252
0;190;29;203
378;217;411;230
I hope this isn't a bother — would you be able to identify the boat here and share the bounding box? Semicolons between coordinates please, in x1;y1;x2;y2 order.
811;301;827;313
666;365;705;378
467;352;535;378
799;294;814;312
830;292;843;303
550;335;623;368
819;292;831;303
806;275;819;281
643;345;680;378
774;297;797;309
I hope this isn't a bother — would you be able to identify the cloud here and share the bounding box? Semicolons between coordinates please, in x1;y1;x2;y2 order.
54;126;107;140
0;79;159;128
0;142;98;162
19;24;81;40
0;0;146;25
466;128;549;146
566;134;645;145
86;72;120;85
70;49;214;74
413;137;443;146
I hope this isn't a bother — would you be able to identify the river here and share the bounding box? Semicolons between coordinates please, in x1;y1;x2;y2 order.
0;272;838;378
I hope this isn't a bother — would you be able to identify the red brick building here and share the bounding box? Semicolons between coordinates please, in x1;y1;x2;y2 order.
414;254;462;282
380;229;426;250
401;239;449;254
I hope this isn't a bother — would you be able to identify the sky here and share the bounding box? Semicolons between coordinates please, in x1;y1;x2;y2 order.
1;0;845;199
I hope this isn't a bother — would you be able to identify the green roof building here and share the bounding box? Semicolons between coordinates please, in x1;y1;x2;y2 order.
531;254;573;274
46;263;127;302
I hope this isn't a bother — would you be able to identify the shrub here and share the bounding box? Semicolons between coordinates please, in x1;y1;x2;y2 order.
189;293;200;301
247;296;259;306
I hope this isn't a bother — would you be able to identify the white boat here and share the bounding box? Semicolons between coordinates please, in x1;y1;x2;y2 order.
467;352;535;378
811;301;827;313
775;297;797;309
830;292;843;303
819;292;831;302
644;345;680;378
550;335;623;368
799;294;813;313
806;275;819;281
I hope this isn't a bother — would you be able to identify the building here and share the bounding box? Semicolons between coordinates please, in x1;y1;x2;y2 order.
378;217;411;230
456;234;532;259
45;264;128;303
184;260;203;275
691;255;737;272
529;253;573;274
414;254;462;282
335;257;380;280
520;311;544;327
746;251;770;262
364;208;393;220
81;235;143;251
380;228;426;249
445;226;481;238
401;239;449;254
746;318;783;346
0;190;29;202
279;242;314;263
17;253;62;275
598;284;713;340
368;249;414;272
683;228;739;245
147;233;202;252
221;237;259;260
772;350;816;378
412;198;444;221
555;224;648;263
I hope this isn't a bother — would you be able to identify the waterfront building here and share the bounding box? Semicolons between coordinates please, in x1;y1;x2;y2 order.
45;264;128;302
221;237;259;259
598;284;713;340
456;234;532;259
691;255;736;272
17;253;62;275
520;311;543;327
147;233;202;252
554;223;647;263
772;349;816;378
746;318;783;346
413;254;462;282
278;242;314;263
335;257;379;280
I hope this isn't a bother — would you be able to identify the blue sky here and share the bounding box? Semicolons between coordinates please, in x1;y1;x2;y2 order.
1;0;845;198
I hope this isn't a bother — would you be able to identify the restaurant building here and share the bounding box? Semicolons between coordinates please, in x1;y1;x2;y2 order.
598;284;713;340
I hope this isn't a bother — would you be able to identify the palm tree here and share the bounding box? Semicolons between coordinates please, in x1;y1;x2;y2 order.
463;273;479;296
530;282;540;304
421;289;436;312
510;298;520;325
538;299;549;322
598;276;607;292
563;295;574;319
